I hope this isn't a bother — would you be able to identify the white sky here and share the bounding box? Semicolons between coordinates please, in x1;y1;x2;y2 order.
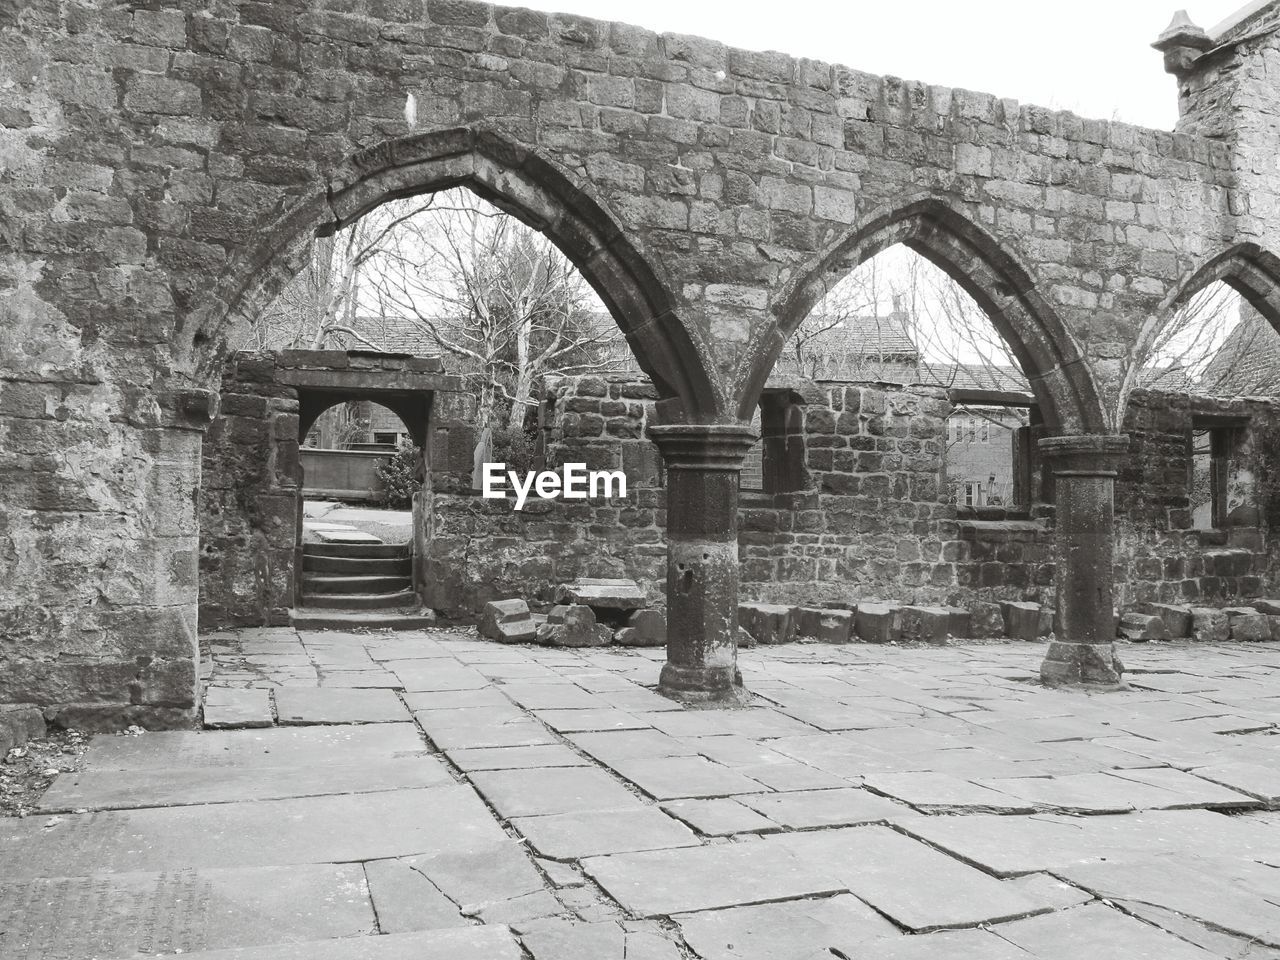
516;0;1246;130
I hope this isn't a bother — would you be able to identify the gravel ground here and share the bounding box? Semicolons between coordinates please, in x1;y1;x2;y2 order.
1;728;89;818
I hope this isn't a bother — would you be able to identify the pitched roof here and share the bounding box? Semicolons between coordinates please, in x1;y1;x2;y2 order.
916;361;1027;392
801;312;919;360
1198;303;1280;396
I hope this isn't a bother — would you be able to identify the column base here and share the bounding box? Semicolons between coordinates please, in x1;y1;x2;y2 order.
658;662;749;707
1039;640;1127;690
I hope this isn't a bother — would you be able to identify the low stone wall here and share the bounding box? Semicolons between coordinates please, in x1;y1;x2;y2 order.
300;448;391;502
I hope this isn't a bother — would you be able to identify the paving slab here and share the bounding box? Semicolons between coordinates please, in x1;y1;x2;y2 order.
581;841;844;917
446;744;592;771
38;757;451;812
141;926;524;960
402;841;548;915
995;902;1222;959
1118;900;1280;959
0;864;374;958
498;683;608;711
519;917;683;960
77;724;430;770
274;688;409;724
863;771;1036;812
899;809;1280;877
1191;759;1280;804
739;787;910;828
603;755;770;800
857;929;1034;960
659;798;779;836
1;787;509;879
674;894;901;960
773;827;1052;931
468;768;645;818
567;729;701;762
510;807;699;859
1057;856;1280;947
532;708;651;733
362;858;466;933
203;687;274;728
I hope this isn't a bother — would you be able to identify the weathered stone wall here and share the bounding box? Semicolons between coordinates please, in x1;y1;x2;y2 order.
0;0;1272;718
426;375;666;617
198;355;301;631
1112;389;1280;608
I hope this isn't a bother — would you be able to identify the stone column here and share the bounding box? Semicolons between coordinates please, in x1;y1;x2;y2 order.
648;424;758;705
1038;434;1130;689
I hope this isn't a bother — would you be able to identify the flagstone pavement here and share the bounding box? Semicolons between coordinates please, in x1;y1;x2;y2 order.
5;629;1280;959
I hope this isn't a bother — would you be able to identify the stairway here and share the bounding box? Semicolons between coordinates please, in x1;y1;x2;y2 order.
290;542;435;630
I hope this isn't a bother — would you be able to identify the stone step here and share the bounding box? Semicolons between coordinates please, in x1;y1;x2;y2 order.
289;608;437;631
302;554;412;575
302;574;412;595
302;542;410;560
301;589;418;610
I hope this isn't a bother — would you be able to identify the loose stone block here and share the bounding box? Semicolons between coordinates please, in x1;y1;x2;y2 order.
1144;602;1193;639
854;603;902;643
1190;607;1230;643
1117;612;1169;642
1001;601;1045;641
899;606;950;644
945;607;973;639
614;608;666;647
794;607;853;644
479;599;537;643
536;604;610;647
1226;608;1270;642
738;603;796;645
1252;598;1280;616
0;704;46;754
554;578;647;611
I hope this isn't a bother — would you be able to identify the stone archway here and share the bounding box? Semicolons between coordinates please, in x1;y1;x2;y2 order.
749;196;1107;436
1163;242;1280;332
183;128;724;426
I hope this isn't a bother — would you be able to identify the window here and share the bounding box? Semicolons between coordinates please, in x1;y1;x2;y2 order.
373;431;399;446
979;419;990;444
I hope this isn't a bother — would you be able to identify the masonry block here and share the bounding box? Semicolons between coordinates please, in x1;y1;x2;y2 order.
1118;612;1168;642
537;603;610;647
854;603;902;644
1142;602;1193;639
479;598;537;643
794;606;853;644
1190;607;1230;643
1225;607;1270;642
1001;601;1044;641
899;605;951;644
738;602;796;645
614;608;666;647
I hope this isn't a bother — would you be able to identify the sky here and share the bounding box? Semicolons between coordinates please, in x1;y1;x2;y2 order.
514;0;1247;130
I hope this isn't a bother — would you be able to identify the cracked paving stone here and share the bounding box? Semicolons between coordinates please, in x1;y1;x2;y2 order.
131;926;525;959
203;687;273;728
1190;760;1280;804
274;689;409;725
772;826;1053;931
414;709;559;750
1057;855;1280;947
445;744;591;771
1001;872;1094;910
738;787;912;828
1117;900;1280;959
0;864;375;958
468;767;646;818
899;809;1280;877
858;929;1040;960
975;769;1255;813
37;757;451;812
580;840;846;917
566;729;701;763
660;798;778;836
532;708;652;733
518;917;684;960
674;894;901;960
862;771;1036;812
511;806;699;859
994;902;1222;959
75;724;431;771
0;787;510;878
362;858;466;933
602;755;771;800
499;683;608;711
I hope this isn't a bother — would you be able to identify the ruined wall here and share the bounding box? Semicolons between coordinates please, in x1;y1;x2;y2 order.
426;375;666;617
1113;389;1280;608
198;355;301;630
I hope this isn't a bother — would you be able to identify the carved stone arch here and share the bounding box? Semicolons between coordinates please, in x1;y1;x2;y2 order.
182;128;723;423
743;196;1107;435
1163;241;1280;326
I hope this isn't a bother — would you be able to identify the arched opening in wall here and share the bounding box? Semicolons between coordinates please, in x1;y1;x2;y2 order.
1135;280;1280;538
211;180;670;624
740;229;1074;621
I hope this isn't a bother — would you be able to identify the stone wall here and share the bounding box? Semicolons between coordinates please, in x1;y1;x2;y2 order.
199;355;301;630
425;375;666;617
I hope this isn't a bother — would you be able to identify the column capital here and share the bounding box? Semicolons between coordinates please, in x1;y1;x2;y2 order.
647;423;758;470
1038;434;1129;476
